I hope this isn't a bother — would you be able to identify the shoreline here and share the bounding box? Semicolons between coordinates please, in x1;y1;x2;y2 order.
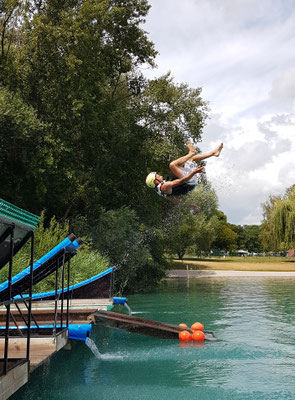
167;269;295;278
170;258;295;272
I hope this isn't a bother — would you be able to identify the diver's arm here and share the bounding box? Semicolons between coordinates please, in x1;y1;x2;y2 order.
169;166;204;187
162;166;205;192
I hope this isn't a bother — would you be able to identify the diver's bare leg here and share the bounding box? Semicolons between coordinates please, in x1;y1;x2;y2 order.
169;143;196;178
192;143;223;162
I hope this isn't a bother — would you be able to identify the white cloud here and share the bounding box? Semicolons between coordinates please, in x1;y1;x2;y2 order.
143;0;295;224
270;67;295;109
202;112;295;224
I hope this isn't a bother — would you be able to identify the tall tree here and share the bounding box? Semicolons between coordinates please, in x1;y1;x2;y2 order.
260;194;283;251
1;0;209;223
243;225;262;253
164;184;218;259
1;0;158;217
212;211;238;251
0;87;48;209
260;186;295;251
271;186;295;250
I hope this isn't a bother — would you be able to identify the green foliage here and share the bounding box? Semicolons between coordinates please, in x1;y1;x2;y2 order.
0;0;212;294
229;224;246;249
0;212;108;292
136;73;209;176
164;184;218;259
92;206;166;294
165;212;198;260
33;241;109;293
260;186;295;251
188;214;219;256
0;0;23;78
0;87;49;210
1;0;158;219
212;211;238;251
185;183;218;217
141;225;167;265
1;0;209;225
243;225;262;253
229;223;262;253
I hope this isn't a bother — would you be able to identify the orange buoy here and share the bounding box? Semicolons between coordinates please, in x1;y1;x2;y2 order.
191;322;204;331
192;330;205;342
178;323;188;329
179;330;192;342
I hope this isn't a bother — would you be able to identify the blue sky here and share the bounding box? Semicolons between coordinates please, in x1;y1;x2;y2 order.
142;0;295;225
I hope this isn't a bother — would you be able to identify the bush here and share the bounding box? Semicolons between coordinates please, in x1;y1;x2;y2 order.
92;207;166;294
0;212;109;292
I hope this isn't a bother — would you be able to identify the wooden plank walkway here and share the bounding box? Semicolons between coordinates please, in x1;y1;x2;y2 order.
0;330;67;400
0;330;68;367
0;299;113;326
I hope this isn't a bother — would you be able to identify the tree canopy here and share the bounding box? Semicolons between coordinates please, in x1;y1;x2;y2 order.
0;0;208;224
260;185;295;251
0;0;213;292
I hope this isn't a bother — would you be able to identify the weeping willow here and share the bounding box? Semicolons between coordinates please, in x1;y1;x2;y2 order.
271;186;295;250
260;195;281;251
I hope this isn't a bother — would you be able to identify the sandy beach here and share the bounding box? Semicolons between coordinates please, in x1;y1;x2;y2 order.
167;269;295;278
170;258;295;272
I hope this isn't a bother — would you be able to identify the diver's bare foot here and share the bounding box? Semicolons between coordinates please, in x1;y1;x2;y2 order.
213;143;223;157
186;142;197;155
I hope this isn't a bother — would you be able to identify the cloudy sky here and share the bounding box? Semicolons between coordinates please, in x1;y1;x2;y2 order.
142;0;295;225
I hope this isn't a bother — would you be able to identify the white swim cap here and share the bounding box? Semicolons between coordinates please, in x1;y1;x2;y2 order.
146;172;157;188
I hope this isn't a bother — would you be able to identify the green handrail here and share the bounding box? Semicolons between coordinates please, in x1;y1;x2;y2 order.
0;198;39;229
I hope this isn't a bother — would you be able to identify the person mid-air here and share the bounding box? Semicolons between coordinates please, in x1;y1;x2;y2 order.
146;142;223;209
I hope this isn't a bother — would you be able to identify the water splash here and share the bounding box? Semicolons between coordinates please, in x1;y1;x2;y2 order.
85;337;102;359
124;302;133;315
85;337;123;360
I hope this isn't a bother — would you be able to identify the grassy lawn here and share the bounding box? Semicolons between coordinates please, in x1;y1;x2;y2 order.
168;256;295;272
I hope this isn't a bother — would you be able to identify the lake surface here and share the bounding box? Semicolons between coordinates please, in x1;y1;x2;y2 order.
12;277;295;399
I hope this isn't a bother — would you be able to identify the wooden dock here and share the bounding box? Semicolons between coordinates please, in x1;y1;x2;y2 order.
0;329;67;400
0;298;113;326
0;298;114;400
0;330;68;368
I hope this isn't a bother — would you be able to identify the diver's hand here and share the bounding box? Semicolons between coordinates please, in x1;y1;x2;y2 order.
194;166;205;174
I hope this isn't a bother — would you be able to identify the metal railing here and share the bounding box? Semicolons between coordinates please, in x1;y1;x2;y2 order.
0;224;34;375
0;229;73;375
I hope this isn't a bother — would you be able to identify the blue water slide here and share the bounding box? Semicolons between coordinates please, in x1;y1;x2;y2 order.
14;267;115;301
0;235;81;300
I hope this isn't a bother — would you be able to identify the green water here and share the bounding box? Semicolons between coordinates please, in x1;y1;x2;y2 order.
12;277;295;399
